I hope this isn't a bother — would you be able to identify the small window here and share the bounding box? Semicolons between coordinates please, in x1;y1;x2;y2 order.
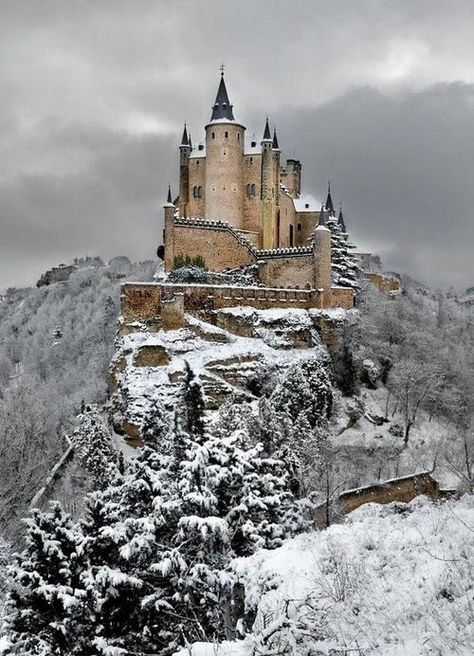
251;184;256;195
250;157;253;163
225;131;228;138
237;133;240;140
198;186;203;198
212;132;215;139
193;186;198;198
196;160;199;166
297;223;302;231
246;183;251;195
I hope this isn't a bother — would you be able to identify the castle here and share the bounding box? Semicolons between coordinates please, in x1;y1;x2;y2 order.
162;69;354;309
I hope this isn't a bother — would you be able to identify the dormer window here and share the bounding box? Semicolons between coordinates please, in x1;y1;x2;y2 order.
305;203;309;209
251;140;256;148
198;144;204;151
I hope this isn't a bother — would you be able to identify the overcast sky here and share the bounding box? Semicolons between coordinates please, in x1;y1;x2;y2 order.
1;0;474;290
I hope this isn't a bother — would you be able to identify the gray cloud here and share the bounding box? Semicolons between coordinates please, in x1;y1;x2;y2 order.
1;0;474;289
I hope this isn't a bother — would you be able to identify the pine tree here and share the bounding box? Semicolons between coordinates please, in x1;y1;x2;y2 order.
141;397;169;450
270;357;333;427
4;503;89;656
327;215;361;290
72;407;117;489
182;361;206;439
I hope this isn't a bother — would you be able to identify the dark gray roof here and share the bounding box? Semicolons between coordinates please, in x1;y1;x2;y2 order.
325;182;335;216
210;74;235;121
273;127;279;150
167;185;172;204
180;124;189;146
338;206;347;232
262;117;271;141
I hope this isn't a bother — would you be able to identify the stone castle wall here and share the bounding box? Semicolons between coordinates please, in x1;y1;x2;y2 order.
258;251;314;288
188;156;206;218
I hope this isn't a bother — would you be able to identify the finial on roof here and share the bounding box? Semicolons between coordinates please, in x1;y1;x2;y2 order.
262;117;272;141
210;68;235;121
273;127;279;150
167;185;172;204
180;123;189;147
325;181;335;216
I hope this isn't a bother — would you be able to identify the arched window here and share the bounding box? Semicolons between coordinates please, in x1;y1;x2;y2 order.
251;183;256;195
225;131;228;138
193;186;198;198
246;184;251;196
297;223;302;232
211;132;215;139
198;186;203;198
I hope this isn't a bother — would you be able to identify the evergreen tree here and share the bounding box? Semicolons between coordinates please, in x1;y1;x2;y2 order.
72;407;117;489
182;362;206;439
4;503;89;656
141;397;170;450
271;357;333;427
327;215;361;290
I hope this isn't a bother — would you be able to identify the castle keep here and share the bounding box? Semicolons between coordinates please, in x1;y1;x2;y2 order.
161;70;354;310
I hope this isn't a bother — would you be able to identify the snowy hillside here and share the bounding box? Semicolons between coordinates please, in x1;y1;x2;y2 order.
180;494;474;656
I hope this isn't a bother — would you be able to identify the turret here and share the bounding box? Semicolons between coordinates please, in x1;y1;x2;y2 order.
204;69;245;226
163;186;176;271
179;124;191;217
260;118;277;248
313;204;332;293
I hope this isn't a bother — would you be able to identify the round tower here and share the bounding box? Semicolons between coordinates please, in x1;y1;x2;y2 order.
204;71;245;227
260;118;278;249
179;124;191;218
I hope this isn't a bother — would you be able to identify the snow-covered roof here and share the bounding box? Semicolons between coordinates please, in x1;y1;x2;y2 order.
189;145;206;159
293;194;322;212
244;137;261;156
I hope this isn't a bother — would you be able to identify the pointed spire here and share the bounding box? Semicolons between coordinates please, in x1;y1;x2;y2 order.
325;181;335;216
338;204;346;232
167;185;172;204
210;68;235;121
262;117;272;141
272;127;279;150
180;123;189;147
188;132;193;150
318;204;327;227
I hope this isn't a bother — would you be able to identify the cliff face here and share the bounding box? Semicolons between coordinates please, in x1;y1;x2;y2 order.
109;303;350;442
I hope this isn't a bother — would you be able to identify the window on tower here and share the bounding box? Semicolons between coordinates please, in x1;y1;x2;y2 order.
251;184;256;195
198;186;203;198
297;223;302;232
225;131;228;138
212;132;215;139
193;186;198;197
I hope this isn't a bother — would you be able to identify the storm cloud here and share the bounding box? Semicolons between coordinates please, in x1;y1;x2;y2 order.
1;0;474;289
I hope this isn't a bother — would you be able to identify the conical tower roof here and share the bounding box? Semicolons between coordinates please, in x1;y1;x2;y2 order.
338;205;346;232
325;182;335;216
180;123;190;147
318;204;327;227
167;185;172;204
262;117;272;141
273;127;279;150
210;70;235;121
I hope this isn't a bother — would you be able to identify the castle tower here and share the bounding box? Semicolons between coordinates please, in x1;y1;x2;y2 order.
179;124;191;217
313;204;332;293
204;70;245;226
260;118;277;249
164;187;176;271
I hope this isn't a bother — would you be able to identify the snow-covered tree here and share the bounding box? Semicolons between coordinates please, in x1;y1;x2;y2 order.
3;503;89;656
327;214;361;290
270;357;333;428
72;407;117;489
182;362;206;439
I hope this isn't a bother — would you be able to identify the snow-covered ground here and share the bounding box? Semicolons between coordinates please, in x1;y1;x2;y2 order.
178;494;474;656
